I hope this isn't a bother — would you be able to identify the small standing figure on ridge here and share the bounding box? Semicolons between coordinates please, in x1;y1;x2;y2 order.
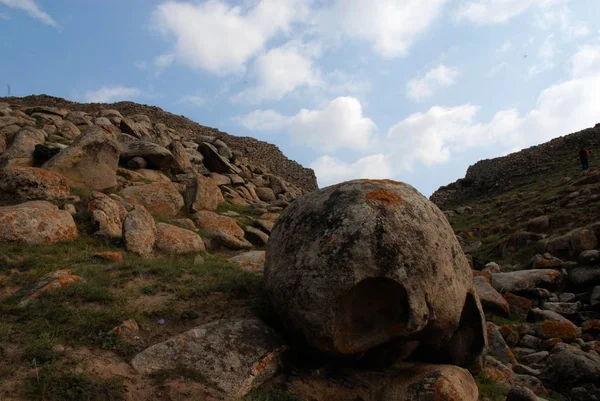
578;147;590;174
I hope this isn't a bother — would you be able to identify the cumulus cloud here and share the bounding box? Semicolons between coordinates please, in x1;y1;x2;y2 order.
84;86;141;103
388;48;600;171
570;45;600;78
0;0;58;27
152;0;308;75
230;42;321;104
406;64;459;101
316;0;450;57
310;154;392;187
236;96;377;152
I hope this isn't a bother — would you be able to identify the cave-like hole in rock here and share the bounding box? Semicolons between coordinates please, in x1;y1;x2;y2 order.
334;278;409;353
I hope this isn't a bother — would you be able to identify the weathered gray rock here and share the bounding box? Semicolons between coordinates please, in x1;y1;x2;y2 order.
579;249;600;265
520;335;542;350
264;179;486;372
209;173;231;186
568;267;600;286
520;351;549;365
530;253;563;269
255;187;277;202
123;205;156;257
487;322;517;365
229;251;266;272
98;109;123;125
0;166;70;200
185;174;225;213
506;386;538;401
155;222;205;255
43;126;120;190
0;201;78;245
120;141;173;169
170;141;193;174
474;276;510;317
192;211;252;250
529;307;572;323
541;344;600;387
491;270;561;294
130;319;285;397
121;182;184;217
0;127;45;167
55;120;80;140
542;302;581;315
198;142;240;174
88;192;128;240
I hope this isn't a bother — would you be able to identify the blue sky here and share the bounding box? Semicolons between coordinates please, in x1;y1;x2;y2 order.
1;0;600;196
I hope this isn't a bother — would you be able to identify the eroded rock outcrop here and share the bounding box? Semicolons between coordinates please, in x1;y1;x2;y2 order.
264;179;486;372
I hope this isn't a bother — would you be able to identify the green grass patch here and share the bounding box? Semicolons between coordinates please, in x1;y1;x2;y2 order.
27;370;126;401
474;374;510;401
217;203;262;217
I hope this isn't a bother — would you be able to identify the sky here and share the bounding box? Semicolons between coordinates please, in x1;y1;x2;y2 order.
1;0;600;197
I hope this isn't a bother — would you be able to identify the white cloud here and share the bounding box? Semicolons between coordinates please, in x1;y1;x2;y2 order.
457;0;539;24
0;12;9;19
235;109;288;132
178;94;207;107
387;48;600;171
84;86;141;103
570;45;600;78
0;0;58;27
152;0;308;75
316;0;450;57
236;96;377;152
231;42;321;104
406;64;459;101
310;154;392;187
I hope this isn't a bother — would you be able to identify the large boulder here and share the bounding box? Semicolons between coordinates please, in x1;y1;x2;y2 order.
130;319;285;397
0;166;70;201
229;250;266;272
170;141;194;174
120;141;173;169
185;174;225;212
121;182;184;217
123;205;156;257
192;211;252;250
43;126;120;190
88;192;128;240
155;222;205;255
0;127;45;167
0;201;78;245
285;362;479;401
264;179;486;372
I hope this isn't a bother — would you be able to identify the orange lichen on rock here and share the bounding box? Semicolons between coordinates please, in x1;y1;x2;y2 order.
94;251;124;262
538;321;578;342
366;189;404;208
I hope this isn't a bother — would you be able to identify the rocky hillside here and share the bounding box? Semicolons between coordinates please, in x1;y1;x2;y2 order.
1;95;598;401
1;95;318;193
430;124;600;401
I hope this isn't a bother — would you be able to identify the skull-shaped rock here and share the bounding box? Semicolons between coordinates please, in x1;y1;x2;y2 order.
264;179;486;373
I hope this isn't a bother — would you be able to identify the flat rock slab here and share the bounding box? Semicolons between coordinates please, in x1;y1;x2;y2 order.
0;166;70;201
474;276;510;317
491;269;561;294
131;318;285;397
0;201;78;245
